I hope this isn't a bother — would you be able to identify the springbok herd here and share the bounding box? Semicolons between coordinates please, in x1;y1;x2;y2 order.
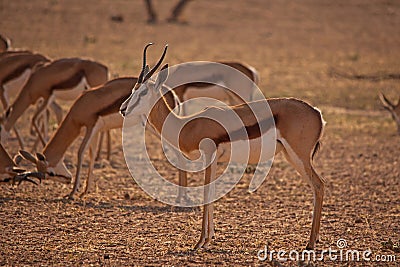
0;34;399;250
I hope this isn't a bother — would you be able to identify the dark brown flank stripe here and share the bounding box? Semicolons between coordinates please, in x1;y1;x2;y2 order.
215;115;277;145
2;64;31;84
51;70;85;90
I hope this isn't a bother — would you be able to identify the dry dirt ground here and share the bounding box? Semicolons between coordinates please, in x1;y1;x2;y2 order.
1;0;399;266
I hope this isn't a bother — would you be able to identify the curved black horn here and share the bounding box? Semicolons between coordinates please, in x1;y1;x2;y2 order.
138;43;153;83
143;44;168;82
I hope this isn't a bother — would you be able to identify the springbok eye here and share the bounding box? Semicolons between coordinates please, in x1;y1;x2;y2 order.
139;88;148;97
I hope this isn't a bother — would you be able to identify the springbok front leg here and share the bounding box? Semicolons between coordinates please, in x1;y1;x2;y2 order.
177;168;188;203
194;152;218;250
1;86;25;149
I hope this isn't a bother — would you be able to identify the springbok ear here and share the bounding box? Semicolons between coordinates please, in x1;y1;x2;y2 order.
19;150;37;164
13;154;23;165
154;64;169;91
378;92;394;110
36;152;46;162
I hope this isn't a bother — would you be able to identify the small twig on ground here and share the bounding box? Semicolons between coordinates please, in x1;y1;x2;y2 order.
328;67;400;81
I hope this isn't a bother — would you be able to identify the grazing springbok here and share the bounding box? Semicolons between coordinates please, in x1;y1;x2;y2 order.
0;52;51;148
0;143;43;185
17;78;138;197
120;44;326;250
0;52;50;109
0;58;109;148
17;76;182;199
379;92;400;134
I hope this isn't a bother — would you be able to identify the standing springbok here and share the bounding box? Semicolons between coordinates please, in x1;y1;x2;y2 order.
0;58;109;148
120;44;325;250
379;92;400;134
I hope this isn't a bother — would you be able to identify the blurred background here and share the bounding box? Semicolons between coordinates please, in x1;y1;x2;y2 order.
2;0;399;109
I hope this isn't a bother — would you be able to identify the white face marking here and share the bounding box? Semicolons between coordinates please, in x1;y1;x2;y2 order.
123;83;152;119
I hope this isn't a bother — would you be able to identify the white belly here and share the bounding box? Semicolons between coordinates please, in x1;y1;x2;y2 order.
53;77;87;101
217;128;276;164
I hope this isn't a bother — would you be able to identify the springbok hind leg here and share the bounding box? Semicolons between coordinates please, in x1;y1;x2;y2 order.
67;126;94;199
95;131;104;161
81;131;100;198
280;141;325;250
95;130;112;162
194;154;217;250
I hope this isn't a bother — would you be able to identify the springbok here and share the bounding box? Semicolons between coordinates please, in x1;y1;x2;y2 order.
167;61;259;108
379;92;400;134
0;52;51;148
0;52;50;110
0;58;109;148
120;44;326;250
17;78;139;197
